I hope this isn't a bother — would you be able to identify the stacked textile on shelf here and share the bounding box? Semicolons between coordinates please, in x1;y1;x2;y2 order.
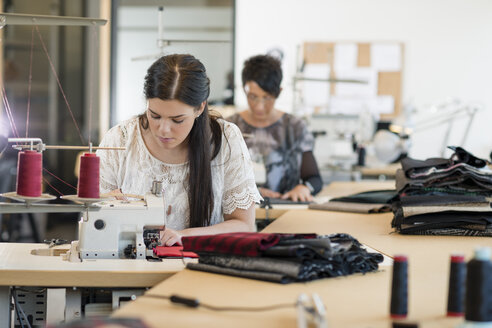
182;232;383;284
392;146;492;236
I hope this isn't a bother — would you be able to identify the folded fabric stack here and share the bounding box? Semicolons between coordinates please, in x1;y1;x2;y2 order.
182;232;383;284
392;146;492;236
308;189;397;214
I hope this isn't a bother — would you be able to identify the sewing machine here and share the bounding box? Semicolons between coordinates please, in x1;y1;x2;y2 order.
75;190;165;261
1;182;166;262
2;137;168;261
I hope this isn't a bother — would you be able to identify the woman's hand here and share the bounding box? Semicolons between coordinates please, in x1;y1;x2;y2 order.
160;228;183;246
281;184;314;202
108;188;128;201
259;187;281;198
102;189;144;201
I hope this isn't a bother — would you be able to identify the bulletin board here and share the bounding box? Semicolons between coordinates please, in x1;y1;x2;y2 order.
301;41;403;119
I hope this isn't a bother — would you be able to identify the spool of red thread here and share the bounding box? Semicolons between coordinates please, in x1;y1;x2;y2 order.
77;152;100;198
16;150;43;197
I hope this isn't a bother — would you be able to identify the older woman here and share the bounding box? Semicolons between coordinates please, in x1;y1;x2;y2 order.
228;54;322;202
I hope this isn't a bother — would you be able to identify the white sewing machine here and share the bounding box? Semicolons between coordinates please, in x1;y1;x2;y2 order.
75;191;166;261
1;182;167;262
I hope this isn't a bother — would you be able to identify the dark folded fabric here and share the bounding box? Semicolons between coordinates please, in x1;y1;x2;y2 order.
309;201;391;213
185;234;384;284
401;147;488;174
393;147;492;237
448;146;488;168
401;205;492;217
328;189;397;204
393;209;492;225
398;147;492;188
400;186;488;197
397;169;492;195
182;232;316;257
308;189;396;214
187;251;383;284
399;227;492;237
401;157;450;174
410;171;492;191
197;254;302;278
187;262;290;283
399;194;488;207
392;209;492;237
276;237;332;248
408;162;492;180
263;239;333;259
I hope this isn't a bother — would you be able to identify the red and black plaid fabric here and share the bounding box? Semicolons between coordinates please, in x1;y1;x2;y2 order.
182;232;317;257
153;246;199;258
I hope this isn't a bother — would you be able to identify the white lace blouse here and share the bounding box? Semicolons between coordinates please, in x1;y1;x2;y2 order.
96;117;262;230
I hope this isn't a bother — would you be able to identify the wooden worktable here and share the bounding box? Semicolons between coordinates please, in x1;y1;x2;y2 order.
255;180;396;219
115;181;491;327
0;181;393;288
0;243;186;287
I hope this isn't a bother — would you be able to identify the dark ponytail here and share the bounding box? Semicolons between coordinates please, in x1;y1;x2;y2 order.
140;54;221;227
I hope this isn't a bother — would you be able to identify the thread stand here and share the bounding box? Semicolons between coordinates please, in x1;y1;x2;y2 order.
9;138;125;152
0;192;56;207
60;194;109;206
7;138;122;206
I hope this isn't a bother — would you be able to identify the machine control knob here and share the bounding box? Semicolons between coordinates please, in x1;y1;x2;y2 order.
94;219;105;230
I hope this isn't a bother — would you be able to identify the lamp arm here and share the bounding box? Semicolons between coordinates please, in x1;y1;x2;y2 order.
412;106;479;133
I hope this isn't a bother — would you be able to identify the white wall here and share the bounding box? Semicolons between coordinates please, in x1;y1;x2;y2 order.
235;0;492;160
115;6;232;123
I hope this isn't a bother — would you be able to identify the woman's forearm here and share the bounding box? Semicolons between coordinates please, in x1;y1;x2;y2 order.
160;204;256;246
180;217;256;237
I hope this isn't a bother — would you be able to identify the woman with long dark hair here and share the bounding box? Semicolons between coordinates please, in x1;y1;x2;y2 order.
97;54;261;246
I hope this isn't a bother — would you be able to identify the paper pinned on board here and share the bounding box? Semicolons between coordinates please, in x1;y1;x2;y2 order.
334;43;357;70
301;63;331;107
370;43;402;71
366;95;395;115
329;97;365;115
329;95;394;115
334;68;378;97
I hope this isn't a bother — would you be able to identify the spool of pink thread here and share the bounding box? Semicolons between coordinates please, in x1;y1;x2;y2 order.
77;152;100;198
16;150;43;197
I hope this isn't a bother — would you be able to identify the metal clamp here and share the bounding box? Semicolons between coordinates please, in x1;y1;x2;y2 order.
260;197;272;221
9;137;45;152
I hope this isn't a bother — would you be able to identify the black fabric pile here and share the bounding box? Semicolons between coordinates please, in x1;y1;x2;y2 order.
308;189;397;213
392;146;492;236
182;232;383;284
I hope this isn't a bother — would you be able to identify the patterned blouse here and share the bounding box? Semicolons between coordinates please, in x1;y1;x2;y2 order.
96;117;262;230
227;112;315;194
